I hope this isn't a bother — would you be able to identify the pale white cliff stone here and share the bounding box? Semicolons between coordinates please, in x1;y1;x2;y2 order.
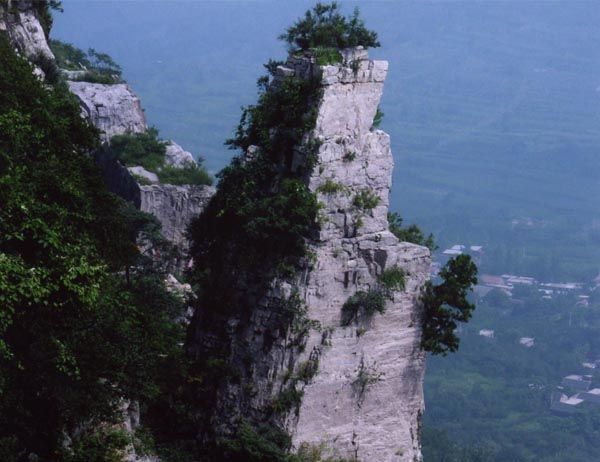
164;273;193;298
189;49;429;461
165;141;196;168
0;0;54;61
128;166;159;184
286;50;430;462
67;81;148;142
139;184;215;249
67;80;214;252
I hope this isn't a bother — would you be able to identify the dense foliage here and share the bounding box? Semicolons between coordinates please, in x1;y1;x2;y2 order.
109;128;166;171
0;34;183;461
181;14;328;459
108;129;212;186
280;2;380;51
378;266;406;293
191;70;322;275
157;164;213;186
49;39;122;84
340;289;386;326
421;254;478;355
388;212;436;251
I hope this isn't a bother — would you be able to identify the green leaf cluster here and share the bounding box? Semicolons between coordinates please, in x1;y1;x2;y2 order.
312;47;343;65
50;40;123;84
218;422;292;462
317;179;346;194
353;188;379;210
157;164;213;186
378;266;406;293
109;128;167;171
341;289;386;326
0;35;184;460
108;128;213;186
280;2;380;51
421;254;478;355
191;71;322;278
388;212;437;251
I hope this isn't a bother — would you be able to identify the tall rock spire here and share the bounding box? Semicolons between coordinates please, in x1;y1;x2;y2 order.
286;48;431;461
189;48;431;461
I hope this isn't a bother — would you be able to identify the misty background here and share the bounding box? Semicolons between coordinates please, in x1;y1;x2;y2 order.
53;1;600;282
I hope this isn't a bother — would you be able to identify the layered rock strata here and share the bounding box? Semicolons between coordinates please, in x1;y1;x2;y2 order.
2;5;431;457
67;80;213;251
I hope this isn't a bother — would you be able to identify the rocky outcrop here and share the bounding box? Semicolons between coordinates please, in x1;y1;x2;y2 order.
94;147;214;251
3;3;429;456
139;184;215;249
289;49;430;461
191;48;430;462
129;166;159;184
68;81;147;141
0;0;53;61
165;141;196;168
67;80;213;251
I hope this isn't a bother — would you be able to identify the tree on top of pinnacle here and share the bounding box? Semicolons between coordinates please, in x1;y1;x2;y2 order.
279;2;380;52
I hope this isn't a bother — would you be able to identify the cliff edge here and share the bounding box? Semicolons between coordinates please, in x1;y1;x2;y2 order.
291;48;430;462
188;48;430;462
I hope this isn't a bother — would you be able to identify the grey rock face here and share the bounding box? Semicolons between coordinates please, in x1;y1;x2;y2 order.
140;184;215;249
190;50;430;462
128;166;159;184
0;1;54;61
165;141;196;168
284;51;430;462
67;81;147;141
69;81;213;253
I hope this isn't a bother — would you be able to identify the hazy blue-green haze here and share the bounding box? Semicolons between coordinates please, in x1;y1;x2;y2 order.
53;0;600;281
52;2;600;459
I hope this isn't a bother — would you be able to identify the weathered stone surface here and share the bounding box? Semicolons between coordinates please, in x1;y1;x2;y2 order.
67;81;147;141
165;141;196;168
61;69;87;80
70;83;213;254
189;49;430;462
0;1;54;61
286;50;430;462
140;184;215;249
128;166;159;184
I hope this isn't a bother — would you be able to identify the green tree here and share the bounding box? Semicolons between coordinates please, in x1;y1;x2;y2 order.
422;255;478;355
279;2;380;51
0;34;182;461
109;128;166;171
388;212;436;250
